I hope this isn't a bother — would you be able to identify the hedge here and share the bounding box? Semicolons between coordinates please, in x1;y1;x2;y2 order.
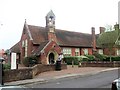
93;53;108;61
85;55;95;61
64;55;120;65
105;56;120;61
64;56;79;65
64;56;89;65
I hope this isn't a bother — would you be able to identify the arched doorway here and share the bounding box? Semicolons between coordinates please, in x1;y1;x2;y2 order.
48;53;55;64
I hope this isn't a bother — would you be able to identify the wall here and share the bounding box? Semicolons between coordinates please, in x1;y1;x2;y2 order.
3;64;67;82
81;61;120;67
32;64;67;77
104;48;116;56
4;68;33;82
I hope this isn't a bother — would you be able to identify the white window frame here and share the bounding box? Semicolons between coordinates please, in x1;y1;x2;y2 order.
83;49;88;55
63;48;72;56
75;48;79;56
25;39;28;57
98;49;103;54
117;49;120;56
22;40;25;47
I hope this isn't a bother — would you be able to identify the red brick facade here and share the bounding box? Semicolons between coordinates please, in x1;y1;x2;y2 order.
10;10;111;65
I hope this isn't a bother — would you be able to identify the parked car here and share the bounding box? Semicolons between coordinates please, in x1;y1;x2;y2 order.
112;78;120;90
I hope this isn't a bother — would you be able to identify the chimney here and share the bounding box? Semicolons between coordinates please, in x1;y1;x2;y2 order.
91;27;96;52
99;27;105;34
114;23;119;30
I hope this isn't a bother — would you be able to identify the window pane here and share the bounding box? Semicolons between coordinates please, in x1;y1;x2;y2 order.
84;49;88;55
99;49;103;54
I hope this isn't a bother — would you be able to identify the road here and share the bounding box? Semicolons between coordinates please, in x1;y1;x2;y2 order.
23;69;119;88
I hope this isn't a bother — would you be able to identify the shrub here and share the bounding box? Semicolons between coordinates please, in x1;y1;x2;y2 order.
64;56;90;65
85;55;95;61
64;56;79;65
93;53;108;61
3;63;11;70
105;56;120;61
22;57;29;67
22;55;38;67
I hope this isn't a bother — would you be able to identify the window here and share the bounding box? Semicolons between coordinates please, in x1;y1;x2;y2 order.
25;39;28;57
63;48;71;56
98;49;103;54
83;49;88;55
75;48;79;56
22;40;25;47
117;49;120;56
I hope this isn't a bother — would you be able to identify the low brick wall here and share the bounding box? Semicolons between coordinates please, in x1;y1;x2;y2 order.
3;64;67;82
3;68;33;82
81;61;120;67
32;63;67;77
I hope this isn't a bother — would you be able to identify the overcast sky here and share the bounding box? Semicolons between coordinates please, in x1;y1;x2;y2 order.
0;0;119;50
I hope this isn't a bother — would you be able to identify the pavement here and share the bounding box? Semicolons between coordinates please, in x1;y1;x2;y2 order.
4;65;119;86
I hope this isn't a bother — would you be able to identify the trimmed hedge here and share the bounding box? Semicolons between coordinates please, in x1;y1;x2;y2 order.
64;54;120;65
64;56;89;65
105;56;120;61
94;53;108;61
64;56;79;65
85;55;95;61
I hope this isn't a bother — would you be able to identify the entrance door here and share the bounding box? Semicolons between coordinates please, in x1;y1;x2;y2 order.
49;53;54;64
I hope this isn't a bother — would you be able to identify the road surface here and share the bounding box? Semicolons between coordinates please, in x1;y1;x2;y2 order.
23;69;119;89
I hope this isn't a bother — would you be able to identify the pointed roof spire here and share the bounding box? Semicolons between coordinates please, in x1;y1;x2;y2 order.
24;19;27;25
46;10;55;18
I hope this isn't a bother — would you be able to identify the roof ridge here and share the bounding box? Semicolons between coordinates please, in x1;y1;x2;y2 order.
28;24;91;35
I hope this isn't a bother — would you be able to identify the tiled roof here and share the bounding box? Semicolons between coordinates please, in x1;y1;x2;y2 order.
10;42;20;53
28;25;48;44
32;41;49;55
56;29;93;47
28;25;94;47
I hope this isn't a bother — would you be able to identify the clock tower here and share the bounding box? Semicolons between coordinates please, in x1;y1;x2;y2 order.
46;10;57;42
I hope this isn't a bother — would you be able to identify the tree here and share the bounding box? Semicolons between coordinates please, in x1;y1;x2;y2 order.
97;24;119;61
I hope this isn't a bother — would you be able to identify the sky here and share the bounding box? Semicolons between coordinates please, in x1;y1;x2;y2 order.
0;0;119;50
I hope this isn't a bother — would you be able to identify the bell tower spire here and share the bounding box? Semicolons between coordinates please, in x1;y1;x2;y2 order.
46;10;57;42
46;10;55;32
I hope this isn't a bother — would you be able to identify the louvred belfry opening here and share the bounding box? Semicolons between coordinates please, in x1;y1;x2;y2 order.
45;10;57;42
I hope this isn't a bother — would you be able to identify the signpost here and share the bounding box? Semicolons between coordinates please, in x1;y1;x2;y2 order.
11;53;16;69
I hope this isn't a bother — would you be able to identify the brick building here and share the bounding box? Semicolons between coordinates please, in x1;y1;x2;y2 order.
0;49;5;58
10;10;105;65
97;24;120;56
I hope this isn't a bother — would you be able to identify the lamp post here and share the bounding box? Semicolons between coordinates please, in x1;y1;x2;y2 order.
0;57;4;86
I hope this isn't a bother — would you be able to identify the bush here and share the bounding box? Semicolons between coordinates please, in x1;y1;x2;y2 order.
3;63;11;70
93;53;108;61
85;55;95;61
105;56;120;61
64;56;79;65
22;55;38;67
